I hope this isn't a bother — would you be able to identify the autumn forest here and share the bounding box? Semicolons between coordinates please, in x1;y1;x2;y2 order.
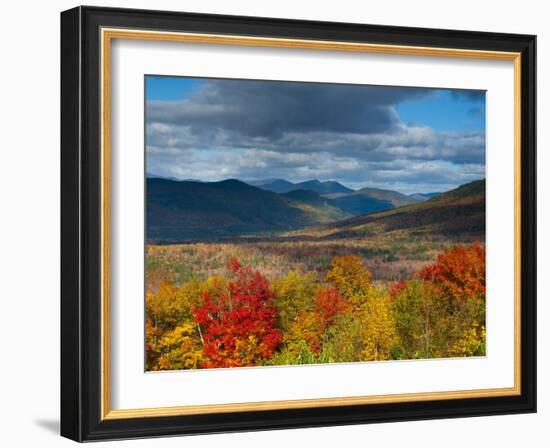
146;241;485;371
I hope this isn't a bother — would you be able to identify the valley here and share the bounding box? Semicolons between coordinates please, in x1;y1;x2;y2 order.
146;178;484;283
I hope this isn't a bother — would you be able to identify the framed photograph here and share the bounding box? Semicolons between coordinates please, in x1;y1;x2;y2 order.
60;6;536;442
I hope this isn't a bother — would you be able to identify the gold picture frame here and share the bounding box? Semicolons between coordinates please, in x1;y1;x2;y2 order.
61;6;536;442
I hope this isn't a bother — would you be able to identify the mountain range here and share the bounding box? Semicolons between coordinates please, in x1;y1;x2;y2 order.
146;178;351;241
328;187;419;215
146;175;481;242
247;178;354;195
287;179;485;240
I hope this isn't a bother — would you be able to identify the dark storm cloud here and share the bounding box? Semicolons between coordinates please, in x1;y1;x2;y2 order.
145;79;486;193
147;80;434;138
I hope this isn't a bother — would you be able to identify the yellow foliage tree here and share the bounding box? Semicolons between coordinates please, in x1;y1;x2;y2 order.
357;286;397;361
156;322;204;370
325;255;372;308
448;323;486;357
325;255;396;361
145;274;228;370
271;270;318;331
282;311;323;355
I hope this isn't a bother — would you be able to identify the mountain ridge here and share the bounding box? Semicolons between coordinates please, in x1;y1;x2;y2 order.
146;176;483;243
282;179;485;240
146;178;350;241
249;178;354;195
329;186;420;215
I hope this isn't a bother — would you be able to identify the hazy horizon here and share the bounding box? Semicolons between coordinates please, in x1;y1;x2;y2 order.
145;172;488;196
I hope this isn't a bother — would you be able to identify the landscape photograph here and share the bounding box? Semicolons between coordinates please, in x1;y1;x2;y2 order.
144;75;486;371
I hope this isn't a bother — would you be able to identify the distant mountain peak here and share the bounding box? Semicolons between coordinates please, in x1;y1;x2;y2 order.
246;178;354;195
216;178;245;184
246;178;296;193
302;179;322;185
293;179;354;195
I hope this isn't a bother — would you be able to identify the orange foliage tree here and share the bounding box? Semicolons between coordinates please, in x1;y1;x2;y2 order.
282;286;350;356
418;241;486;302
392;242;486;358
315;286;350;330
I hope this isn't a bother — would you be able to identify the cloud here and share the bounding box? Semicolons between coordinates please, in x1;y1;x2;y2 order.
146;147;485;194
147;80;434;137
145;79;485;193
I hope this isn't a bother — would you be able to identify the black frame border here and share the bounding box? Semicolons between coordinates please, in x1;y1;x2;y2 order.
61;6;536;442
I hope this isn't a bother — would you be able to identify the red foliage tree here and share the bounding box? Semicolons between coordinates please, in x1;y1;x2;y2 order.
193;260;281;368
417;242;486;302
315;286;350;328
289;286;350;353
389;279;407;299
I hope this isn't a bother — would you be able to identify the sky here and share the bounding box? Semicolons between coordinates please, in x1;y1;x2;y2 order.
145;75;486;194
